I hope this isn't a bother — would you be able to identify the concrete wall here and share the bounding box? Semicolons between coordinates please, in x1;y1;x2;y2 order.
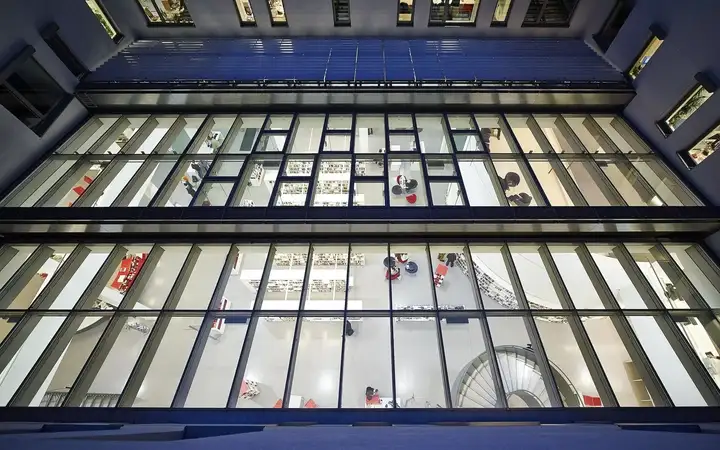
0;0;127;193
599;0;720;205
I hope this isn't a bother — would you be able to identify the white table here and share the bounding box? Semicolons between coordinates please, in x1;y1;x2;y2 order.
288;395;304;408
365;396;398;408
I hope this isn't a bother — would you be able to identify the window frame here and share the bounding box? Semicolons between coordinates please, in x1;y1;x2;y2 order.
40;23;88;79
658;79;715;137
84;0;123;43
397;0;415;26
626;36;663;81
592;0;633;53
332;0;351;27
490;0;514;27
0;46;72;137
678;120;720;169
266;0;289;27
521;0;579;28
234;0;258;26
428;0;481;27
134;0;195;26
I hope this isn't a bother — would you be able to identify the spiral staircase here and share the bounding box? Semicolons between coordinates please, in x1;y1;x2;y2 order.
453;345;581;408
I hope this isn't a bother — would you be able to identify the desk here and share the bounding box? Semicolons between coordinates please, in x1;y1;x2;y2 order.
365;396;396;408
288;395;304;408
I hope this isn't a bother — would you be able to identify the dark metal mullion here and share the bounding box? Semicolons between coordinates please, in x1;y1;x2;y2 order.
387;243;398;407
32;158;92;207
86;116;130;155
347;114;357;207
225;245;277;408
536;244;619;407
337;243;353;407
61;245;166;407
266;116;298;207
469;114;490;153
383;115;391;207
413;115;434;207
172;245;238;407
281;246;315;408
249;115;272;155
443;114;471;207
307;115;331;206
188;160;214;206
649;244;711;310
0;245;55;310
3;82;43;118
500;244;562;407
227;130;267;206
499;115;550;206
573;244;674;406
117;245;201;407
611;244;667;309
425;244;452;408
149;116;214;207
27;246;91;310
7;245;128;406
462;244;508;408
216;114;243;155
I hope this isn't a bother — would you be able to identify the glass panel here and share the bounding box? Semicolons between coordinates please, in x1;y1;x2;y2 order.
562;158;616;206
416;115;451;153
453;133;483;152
313;159;351;207
220;115;264;154
267;0;288;24
85;158;143;207
256;134;287;152
192;182;233;206
135;0;162;23
474;115;512;153
523;0;576;25
388;114;413;130
48;246;115;311
627;315;707;406
126;158;178;207
172;245;230;310
117;245;190;310
258;246;309;311
184;316;249;406
595;158;663;206
535;318;600;407
547;245;606;309
209;156;245;177
304;245;349;311
425;156;457;176
388;134;417;152
234;156;282;207
355;156;384;177
235;316;295;407
665;244;720;308
506;115;544;153
221;245;271;310
347;245;390;310
629;36;662;79
235;0;256;24
587;245;647;309
564;116;616;154
283;157;314;176
55;117;119;154
0;245;38;290
389;244;434;309
85;0;119;39
527;159;577;206
353;182;385;206
199;115;236;153
275;182;309;206
441;317;496;407
398;0;414;23
290;318;342;407
327;114;352;130
672;314;720;389
355;115;386;154
131;315;200;407
593;116;651;154
265;115;292;130
429;244;476;309
97;117;147;155
447;114;474;131
491;157;538;207
509;244;564;309
324;134;352;152
469;245;518;310
394;317;446;408
430;182;464;206
492;0;513;24
582;316;653;406
630;156;696;206
430;0;480;24
457;157;503;206
388;157;427;206
682;124;720;168
341;317;392;407
487;317;552;407
290;115;324;153
49;161;106;207
160;157;211;207
9;159;75;207
138;0;193;24
663;85;714;134
535;115;583;154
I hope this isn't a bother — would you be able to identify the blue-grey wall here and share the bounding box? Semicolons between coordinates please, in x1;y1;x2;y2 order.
600;0;720;205
0;0;127;193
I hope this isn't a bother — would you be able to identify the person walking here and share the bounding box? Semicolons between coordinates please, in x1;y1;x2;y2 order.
445;252;457;267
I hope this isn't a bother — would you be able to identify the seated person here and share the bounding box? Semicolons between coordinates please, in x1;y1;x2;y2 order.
498;172;520;191
365;386;379;401
508;192;533;207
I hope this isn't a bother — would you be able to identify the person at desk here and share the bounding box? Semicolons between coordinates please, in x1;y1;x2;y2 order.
366;386;379;401
498;172;520;192
508;192;532;207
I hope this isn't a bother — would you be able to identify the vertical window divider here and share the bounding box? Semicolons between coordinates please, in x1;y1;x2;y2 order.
383;115;391;207
216;114;244;154
469;114;491;153
116;245;201;407
150;116;215;207
413;114;434;207
348;114;357;207
525;115;587;206
337;243;353;407
281;246;315;408
499;114;550;206
226;244;277;408
170;245;237;408
86;116;131;155
387;243;398;408
32;158;93;207
54;116;105;155
267;116;297;207
499;243;563;407
425;244;452;408
536;243;619;407
573;243;673;406
648;244;712;310
306;115;330;207
111;116;186;207
27;246;92;311
61;245;166;406
228;116;269;206
7;245;127;406
443;114;471;207
462;244;508;408
0;245;55;310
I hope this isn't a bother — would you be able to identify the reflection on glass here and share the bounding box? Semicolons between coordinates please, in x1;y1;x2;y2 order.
596;158;664;207
398;0;414;23
629;37;662;79
425;156;457;176
453;133;483;152
416;115;451;153
236;317;295;407
291;319;342;407
291;115;324;153
234;157;281;207
57;116;119;155
192;182;233;206
430;182;464;206
0;245;38;292
353;182;384;206
125;158;178;207
390;244;433;308
388;158;427;206
267;0;288;25
562;158;616;206
663;85;714;134
492;0;513;24
394;318;447;408
630;156;697;206
235;0;256;24
682;124;720;168
265;115;293;130
275;182;309;206
49;161;106;207
258;246;309;310
313;159;350;207
341;317;392;407
85;0;119;39
458;158;504;206
593;116;651;154
447;114;474;131
487;317;552;407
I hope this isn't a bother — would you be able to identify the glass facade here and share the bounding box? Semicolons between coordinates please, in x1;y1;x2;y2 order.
0;240;719;408
1;113;701;208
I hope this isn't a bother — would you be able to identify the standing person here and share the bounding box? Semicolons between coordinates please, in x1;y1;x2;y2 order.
345;320;354;337
445;252;457;267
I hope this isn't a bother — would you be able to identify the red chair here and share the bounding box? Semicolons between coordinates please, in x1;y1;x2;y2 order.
304;399;317;408
406;193;417;204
